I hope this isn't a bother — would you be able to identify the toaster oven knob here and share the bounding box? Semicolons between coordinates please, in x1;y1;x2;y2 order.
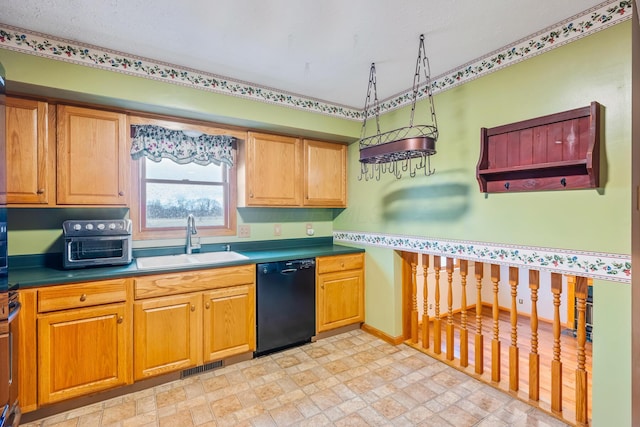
86;224;94;230
97;223;105;230
73;224;82;231
109;223;116;230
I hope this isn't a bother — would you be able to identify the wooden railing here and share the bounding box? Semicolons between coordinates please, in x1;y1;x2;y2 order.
402;252;592;426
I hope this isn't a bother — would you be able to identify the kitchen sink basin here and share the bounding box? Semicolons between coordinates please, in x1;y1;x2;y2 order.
135;251;249;270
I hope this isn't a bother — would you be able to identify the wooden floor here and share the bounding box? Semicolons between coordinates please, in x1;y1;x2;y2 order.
408;306;592;426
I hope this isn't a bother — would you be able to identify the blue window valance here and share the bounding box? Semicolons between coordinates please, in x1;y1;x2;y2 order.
130;124;236;167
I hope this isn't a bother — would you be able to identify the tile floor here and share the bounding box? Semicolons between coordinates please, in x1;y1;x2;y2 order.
22;330;569;426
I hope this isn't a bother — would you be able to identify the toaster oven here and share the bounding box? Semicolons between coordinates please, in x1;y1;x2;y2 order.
63;219;132;269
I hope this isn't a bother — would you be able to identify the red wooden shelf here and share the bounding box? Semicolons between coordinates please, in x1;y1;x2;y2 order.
476;102;601;193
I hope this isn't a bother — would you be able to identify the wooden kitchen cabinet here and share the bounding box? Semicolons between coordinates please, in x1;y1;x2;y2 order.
238;132;302;206
56;104;129;205
238;132;347;207
133;265;256;380
133;293;200;380
316;253;365;332
36;279;132;405
5;97;54;205
203;284;255;361
303;139;347;207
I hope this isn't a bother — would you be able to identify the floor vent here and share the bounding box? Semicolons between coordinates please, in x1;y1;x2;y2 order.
181;360;223;378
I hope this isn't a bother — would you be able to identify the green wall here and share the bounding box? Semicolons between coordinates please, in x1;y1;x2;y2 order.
335;21;632;425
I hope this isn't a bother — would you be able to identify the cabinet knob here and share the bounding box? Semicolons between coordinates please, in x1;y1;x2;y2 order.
117;316;123;324
118;191;125;196
341;262;345;268
249;192;254;198
205;302;210;309
191;304;196;312
80;294;87;302
37;188;45;194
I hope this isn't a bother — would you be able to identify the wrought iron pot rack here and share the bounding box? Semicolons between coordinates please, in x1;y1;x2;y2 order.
358;34;439;181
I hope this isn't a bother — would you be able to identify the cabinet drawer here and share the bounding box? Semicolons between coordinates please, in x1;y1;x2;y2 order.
317;254;364;274
38;279;128;313
134;264;255;299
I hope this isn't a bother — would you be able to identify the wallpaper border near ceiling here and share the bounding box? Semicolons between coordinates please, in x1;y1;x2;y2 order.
333;230;632;284
0;0;632;120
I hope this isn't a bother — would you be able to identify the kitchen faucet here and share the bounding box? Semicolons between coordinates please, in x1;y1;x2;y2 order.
186;214;200;254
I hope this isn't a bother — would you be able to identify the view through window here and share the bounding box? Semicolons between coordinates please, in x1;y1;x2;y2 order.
142;157;230;230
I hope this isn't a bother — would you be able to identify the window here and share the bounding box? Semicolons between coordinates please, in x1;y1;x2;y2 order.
129;116;240;240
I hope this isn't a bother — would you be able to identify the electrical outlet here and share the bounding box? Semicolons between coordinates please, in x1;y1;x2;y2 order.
306;223;314;236
238;224;251;238
518;298;524;304
429;304;433;310
274;224;282;236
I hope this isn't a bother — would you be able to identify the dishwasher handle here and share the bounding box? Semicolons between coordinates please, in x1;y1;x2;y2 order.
279;268;298;274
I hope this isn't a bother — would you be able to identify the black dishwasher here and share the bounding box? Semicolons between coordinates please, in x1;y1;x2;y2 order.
256;258;316;356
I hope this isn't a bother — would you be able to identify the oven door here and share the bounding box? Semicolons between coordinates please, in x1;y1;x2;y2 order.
64;236;131;268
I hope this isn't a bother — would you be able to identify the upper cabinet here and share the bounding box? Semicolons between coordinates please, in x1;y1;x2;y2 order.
303;139;347;207
56;105;129;205
5;97;54;205
238;132;302;206
238;132;347;208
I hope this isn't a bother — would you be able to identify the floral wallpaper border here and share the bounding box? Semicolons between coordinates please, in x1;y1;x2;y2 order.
0;0;632;120
333;230;632;284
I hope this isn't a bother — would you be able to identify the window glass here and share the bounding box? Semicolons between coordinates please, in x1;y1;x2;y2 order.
141;158;229;231
145;182;224;228
145;158;223;182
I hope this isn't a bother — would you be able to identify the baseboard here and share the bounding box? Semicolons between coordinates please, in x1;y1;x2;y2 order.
314;322;363;340
361;323;405;345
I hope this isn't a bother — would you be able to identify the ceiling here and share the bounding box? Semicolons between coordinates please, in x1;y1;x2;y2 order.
2;0;608;109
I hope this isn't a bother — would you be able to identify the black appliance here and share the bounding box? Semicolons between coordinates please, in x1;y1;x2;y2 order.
255;258;316;356
0;61;21;426
62;219;132;269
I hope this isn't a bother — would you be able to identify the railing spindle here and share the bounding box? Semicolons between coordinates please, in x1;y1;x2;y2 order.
575;276;589;425
509;267;519;392
446;258;455;361
551;273;563;414
411;254;419;343
529;270;540;401
459;260;469;367
422;254;430;349
433;256;442;354
491;264;501;382
474;262;484;375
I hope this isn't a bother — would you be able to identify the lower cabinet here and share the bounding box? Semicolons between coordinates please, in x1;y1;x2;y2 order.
133;293;200;380
203;284;255;362
34;278;132;405
133;265;256;381
316;253;365;332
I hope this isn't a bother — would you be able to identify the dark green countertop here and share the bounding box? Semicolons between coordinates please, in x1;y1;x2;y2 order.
9;237;364;288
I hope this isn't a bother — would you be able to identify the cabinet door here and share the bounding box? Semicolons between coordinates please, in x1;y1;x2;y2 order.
133;294;200;380
243;132;301;206
5;98;51;204
317;269;364;333
203;284;255;361
303;139;347;207
57;105;128;205
38;303;130;404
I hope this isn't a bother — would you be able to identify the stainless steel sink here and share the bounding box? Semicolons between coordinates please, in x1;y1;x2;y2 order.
136;251;249;270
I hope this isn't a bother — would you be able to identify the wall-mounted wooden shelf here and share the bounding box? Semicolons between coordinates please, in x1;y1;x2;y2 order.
476;101;601;193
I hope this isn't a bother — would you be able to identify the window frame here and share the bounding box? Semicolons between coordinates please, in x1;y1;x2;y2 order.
129;115;242;241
